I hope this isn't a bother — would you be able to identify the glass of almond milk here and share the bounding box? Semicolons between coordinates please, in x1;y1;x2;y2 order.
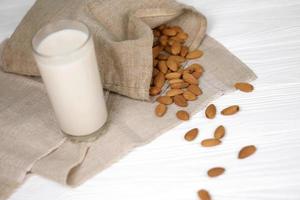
32;20;107;142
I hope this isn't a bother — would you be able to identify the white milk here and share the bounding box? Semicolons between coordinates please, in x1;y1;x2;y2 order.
35;29;107;136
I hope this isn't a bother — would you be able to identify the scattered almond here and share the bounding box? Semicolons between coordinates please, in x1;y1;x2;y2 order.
184;128;199;141
176;110;190;121
158;60;168;74
169;79;184;84
171;42;181;55
235;82;254;93
238;145;257;159
156;96;173;105
170;82;189;89
155;104;167;117
180;46;189;57
221;105;240;115
214;125;225;139
169;55;185;63
165;72;181;80
152;46;161;58
207;167;225;177
153;72;165;88
201;138;221;147
205;104;216;119
159;35;168;46
149;87;161;96
198;189;211;200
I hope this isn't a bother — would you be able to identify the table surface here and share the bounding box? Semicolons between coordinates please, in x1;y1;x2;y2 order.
1;0;300;200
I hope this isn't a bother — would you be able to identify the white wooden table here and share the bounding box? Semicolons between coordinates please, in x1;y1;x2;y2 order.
1;0;300;199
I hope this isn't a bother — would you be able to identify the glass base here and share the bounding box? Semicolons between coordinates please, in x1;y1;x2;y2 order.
62;122;108;143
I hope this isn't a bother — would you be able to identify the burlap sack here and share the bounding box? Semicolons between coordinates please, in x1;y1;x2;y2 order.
1;0;206;100
0;0;257;200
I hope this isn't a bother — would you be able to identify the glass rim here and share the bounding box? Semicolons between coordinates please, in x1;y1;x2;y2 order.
31;19;92;59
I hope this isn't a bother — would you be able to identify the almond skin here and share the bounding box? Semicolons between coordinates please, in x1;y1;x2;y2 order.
176;110;190;121
197;189;211;200
170;82;189;89
183;73;198;85
205;104;216;119
159;35;168;46
153;72;165;88
158;61;168;74
221;105;240;115
186;50;204;59
166;58;178;71
149;87;161;96
165;72;181;80
238;145;257;159
166;89;184;97
155;103;167;117
214;125;225;139
152;46;162;58
162;28;177;36
169;55;185;63
174;95;188;107
201;138;221;147
235;82;254;93
207;167;225;177
180;46;189;57
171;42;181;55
184;128;199;141
156;96;173;105
183;91;197;101
187;85;202;96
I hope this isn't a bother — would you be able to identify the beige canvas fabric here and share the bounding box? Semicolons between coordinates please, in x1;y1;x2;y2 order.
1;0;206;100
0;35;256;200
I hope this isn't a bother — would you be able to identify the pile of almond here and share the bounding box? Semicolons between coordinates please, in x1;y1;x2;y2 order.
150;25;257;200
150;24;204;120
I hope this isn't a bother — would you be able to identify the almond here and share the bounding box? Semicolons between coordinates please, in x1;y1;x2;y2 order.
169;55;185;63
180;46;189;57
197;189;211;200
201;138;221;147
152;46;161;58
207;167;225;177
174;95;188;107
170;82;189;89
171;42;181;55
168;39;176;46
165;72;181;80
159;35;168;46
183;91;197;101
153;29;161;37
158;24;166;31
164;46;172;54
221;105;239;115
192;71;202;79
166;89;184;96
153;59;158;67
214;125;225;139
170;36;185;43
177;32;188;40
166;58;178;71
184;128;198;141
158;61;168;74
155;103;167;117
186;50;204;59
152;68;159;77
158;54;169;60
234;82;254;93
156;96;173;105
149;87;161;96
205;104;216;119
187;85;202;96
176;110;190;121
169;79;184;84
162;28;177;36
192;64;204;73
183;73;198;85
172;26;183;33
153;72;165;88
238;145;257;159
